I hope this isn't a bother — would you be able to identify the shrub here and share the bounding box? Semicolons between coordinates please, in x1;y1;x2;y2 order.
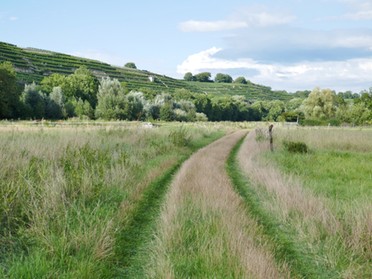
283;140;308;153
169;126;190;146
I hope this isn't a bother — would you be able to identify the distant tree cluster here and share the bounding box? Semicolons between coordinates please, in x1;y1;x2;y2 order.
0;62;20;118
184;72;248;85
0;62;371;125
124;62;137;69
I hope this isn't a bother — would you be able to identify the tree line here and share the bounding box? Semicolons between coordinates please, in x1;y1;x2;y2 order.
0;62;371;125
184;72;247;84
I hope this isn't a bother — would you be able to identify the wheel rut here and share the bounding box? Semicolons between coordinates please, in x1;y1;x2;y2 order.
145;131;286;278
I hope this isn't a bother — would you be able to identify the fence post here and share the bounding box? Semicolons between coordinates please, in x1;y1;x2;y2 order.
269;124;274;152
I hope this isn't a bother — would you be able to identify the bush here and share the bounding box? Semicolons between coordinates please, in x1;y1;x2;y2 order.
169;126;191;146
283;140;308;153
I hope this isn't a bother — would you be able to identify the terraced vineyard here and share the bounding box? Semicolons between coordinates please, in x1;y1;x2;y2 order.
187;81;291;101
0;41;291;100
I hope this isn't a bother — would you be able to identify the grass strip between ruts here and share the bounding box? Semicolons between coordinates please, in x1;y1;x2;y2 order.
113;132;224;278
226;136;339;279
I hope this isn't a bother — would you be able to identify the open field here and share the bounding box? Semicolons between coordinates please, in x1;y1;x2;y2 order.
1;122;371;278
0;122;233;278
233;126;372;278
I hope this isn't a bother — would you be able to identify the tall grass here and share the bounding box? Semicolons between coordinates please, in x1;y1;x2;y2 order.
142;131;288;278
0;122;224;278
236;127;372;278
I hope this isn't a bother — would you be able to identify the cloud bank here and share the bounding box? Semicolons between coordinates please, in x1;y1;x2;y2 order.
177;47;372;92
177;3;372;92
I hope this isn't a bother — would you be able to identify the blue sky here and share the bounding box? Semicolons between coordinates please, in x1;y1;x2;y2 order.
1;0;372;92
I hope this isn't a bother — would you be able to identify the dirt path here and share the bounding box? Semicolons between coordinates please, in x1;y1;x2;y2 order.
145;131;287;278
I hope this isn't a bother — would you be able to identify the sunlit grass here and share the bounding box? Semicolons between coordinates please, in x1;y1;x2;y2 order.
142;131;287;278
0;122;225;278
235;127;372;278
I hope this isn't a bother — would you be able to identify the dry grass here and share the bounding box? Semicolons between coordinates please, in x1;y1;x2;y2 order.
238;132;341;234
274;125;372;152
237;127;372;277
1;122;219;278
145;131;288;278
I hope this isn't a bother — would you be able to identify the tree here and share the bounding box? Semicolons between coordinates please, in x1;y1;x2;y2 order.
126;91;146;120
183;72;195;81
160;102;175;121
40;73;67;93
45;86;66;119
193;93;212;118
286;98;304;112
174;88;194;101
20;83;46;119
234;76;247;84
194;72;212;82
63;67;99;108
301;87;337;119
214;73;233;83
124;62;137;69
95;77;128;120
0;62;20;119
73;98;94;119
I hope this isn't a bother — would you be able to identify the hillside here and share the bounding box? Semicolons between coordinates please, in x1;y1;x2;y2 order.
0;41;291;101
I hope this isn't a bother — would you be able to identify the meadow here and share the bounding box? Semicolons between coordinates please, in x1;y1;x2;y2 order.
1;121;371;278
234;126;372;278
0;121;231;278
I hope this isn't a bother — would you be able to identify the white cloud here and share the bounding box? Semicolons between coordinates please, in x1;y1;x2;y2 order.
339;0;372;20
331;34;372;48
236;10;295;27
9;16;18;21
179;20;248;32
177;47;372;92
344;10;372;20
179;8;295;32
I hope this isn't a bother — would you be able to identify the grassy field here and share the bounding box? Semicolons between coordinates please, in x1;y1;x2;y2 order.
1;122;370;278
233;126;372;278
0;122;228;278
139;131;288;278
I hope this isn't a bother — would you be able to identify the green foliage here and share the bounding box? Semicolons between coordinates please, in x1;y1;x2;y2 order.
95;77;128;120
183;72;195;81
280;111;301;122
20;83;46;119
214;73;233;83
0;62;20;118
251;100;285;121
45;86;66;119
233;76;247;84
126;91;146;120
283;141;308;153
174;88;194;101
169;126;191;146
73;98;94;119
40;73;67;93
159;102;175;121
124;62;137;69
194;72;212;82
65;66;99;108
302;87;337;119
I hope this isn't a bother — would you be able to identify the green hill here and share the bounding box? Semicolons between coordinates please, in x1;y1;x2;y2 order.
0;41;291;101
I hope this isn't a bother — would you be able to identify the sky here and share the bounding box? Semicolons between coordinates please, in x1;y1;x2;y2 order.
1;0;372;92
